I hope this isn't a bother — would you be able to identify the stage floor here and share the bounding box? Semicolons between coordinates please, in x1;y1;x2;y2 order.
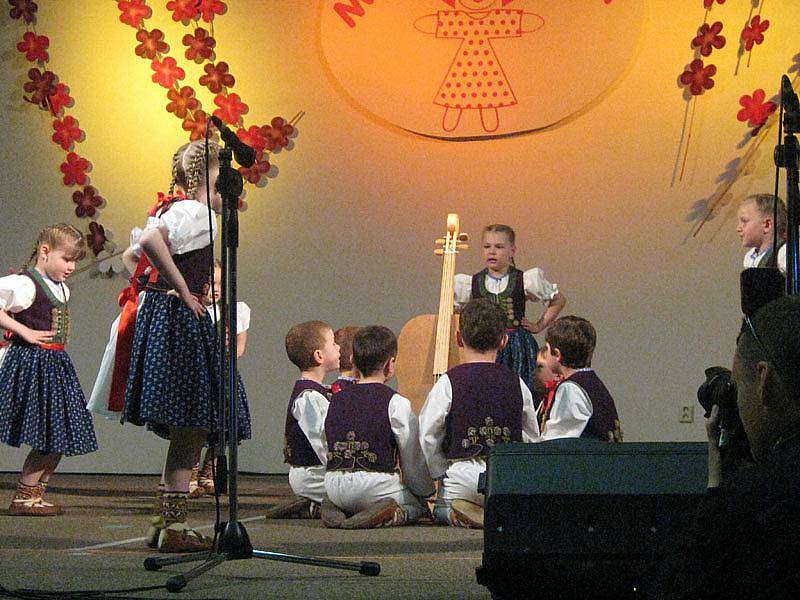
0;473;486;599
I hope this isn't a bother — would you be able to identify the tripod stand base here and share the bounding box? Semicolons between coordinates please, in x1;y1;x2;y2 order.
142;521;381;592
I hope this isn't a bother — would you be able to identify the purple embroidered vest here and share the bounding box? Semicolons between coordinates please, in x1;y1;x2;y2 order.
471;267;526;328
11;271;70;345
444;362;523;460
283;379;329;467
325;383;398;473
152;245;214;296
564;370;622;442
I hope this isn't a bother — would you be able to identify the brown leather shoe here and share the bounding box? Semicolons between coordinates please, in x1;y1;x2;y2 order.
8;482;63;517
320;499;347;528
264;496;319;519
450;499;484;529
341;499;406;530
157;524;213;553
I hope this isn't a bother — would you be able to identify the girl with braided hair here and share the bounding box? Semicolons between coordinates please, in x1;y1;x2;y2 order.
0;223;97;516
109;139;239;552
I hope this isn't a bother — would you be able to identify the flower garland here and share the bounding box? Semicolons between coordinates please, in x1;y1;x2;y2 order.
116;0;302;202
674;0;774;187
8;0;122;274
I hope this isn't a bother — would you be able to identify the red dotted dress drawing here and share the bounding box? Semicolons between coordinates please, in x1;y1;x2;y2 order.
417;6;543;133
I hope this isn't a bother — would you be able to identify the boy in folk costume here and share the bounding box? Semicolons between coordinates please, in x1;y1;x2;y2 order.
539;316;622;442
331;326;359;395
419;299;539;528
265;321;339;519
321;326;434;529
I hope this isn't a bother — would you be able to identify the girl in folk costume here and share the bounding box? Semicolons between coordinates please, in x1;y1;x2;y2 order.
454;224;566;392
120;139;244;553
190;258;252;497
0;224;97;516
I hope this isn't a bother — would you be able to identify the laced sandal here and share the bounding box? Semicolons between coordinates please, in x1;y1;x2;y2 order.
8;482;63;517
154;492;212;553
341;499;406;530
198;455;216;494
187;463;205;499
320;499;347;529
264;496;320;520
145;487;165;549
450;499;484;529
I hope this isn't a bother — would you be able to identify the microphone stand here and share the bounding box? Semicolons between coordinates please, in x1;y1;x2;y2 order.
142;147;380;592
775;74;800;295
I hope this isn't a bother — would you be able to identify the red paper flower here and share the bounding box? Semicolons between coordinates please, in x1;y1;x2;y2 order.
167;0;199;22
182;27;216;63
182;109;210;141
198;0;226;22
117;0;151;28
737;89;777;128
236;125;267;153
213;93;248;125
23;68;57;109
199;62;235;93
262;117;294;151
239;155;270;184
48;83;73;116
51;116;83;151
60;152;90;186
8;0;37;24
16;31;49;62
679;59;716;96
151;57;185;88
703;0;725;8
741;15;769;52
166;85;200;119
72;185;104;218
692;21;725;57
135;28;168;59
86;221;107;256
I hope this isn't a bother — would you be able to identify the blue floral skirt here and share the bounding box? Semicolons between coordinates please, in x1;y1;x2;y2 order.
0;344;98;456
497;327;539;392
123;291;251;441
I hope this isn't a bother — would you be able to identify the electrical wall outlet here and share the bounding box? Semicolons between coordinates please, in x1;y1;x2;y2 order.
679;405;694;423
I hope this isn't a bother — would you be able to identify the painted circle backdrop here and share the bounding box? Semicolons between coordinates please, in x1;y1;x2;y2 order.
319;0;645;140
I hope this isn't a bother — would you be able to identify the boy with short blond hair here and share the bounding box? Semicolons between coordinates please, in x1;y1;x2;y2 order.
266;320;340;519
738;193;787;274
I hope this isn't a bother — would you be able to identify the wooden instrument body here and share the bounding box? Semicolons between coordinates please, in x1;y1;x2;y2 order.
395;213;468;414
396;313;464;415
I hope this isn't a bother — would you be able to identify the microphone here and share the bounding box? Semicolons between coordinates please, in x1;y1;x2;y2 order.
209;115;256;168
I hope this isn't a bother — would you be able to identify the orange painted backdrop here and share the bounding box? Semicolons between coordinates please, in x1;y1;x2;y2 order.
0;1;798;473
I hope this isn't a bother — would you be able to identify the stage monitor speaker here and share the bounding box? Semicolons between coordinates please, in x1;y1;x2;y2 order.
475;439;708;600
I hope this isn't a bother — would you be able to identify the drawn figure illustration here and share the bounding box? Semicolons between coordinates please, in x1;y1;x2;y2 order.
415;0;544;132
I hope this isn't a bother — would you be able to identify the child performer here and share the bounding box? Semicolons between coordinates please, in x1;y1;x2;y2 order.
534;346;561;430
455;224;566;393
331;326;359;395
539;316;622;442
737;193;787;274
266;321;339;519
419;299;539;529
192;259;252;496
122;139;240;553
0;224;97;516
322;326;434;529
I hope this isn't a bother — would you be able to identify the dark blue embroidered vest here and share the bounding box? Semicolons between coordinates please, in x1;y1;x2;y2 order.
283;379;329;467
152;244;214;296
330;377;357;396
471;267;526;328
562;370;622;443
325;383;398;473
444;362;523;460
11;271;70;345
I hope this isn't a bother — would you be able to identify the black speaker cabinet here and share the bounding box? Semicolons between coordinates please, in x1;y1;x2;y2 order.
475;439;708;599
